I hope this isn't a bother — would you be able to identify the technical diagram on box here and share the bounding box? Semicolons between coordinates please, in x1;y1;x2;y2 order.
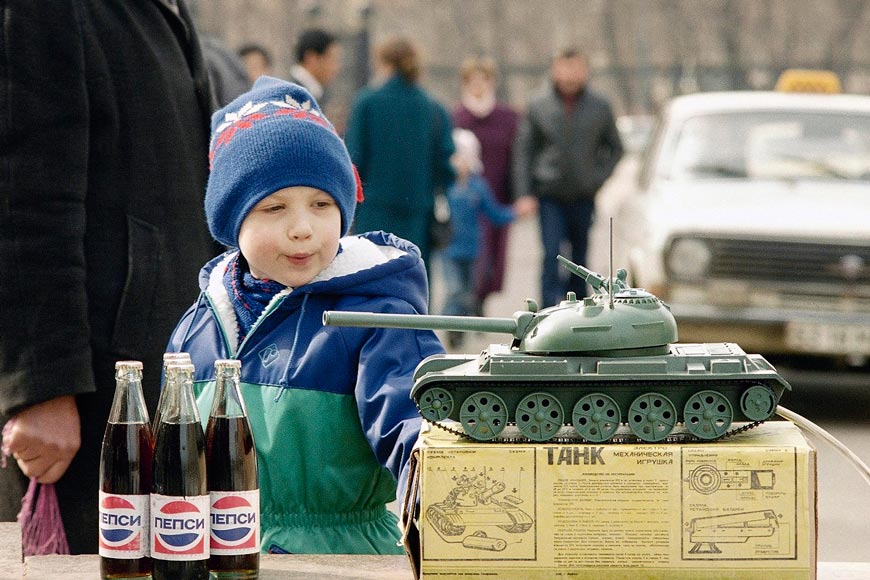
422;447;536;561
681;446;798;560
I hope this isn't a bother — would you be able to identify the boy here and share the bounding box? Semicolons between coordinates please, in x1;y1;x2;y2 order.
167;77;443;554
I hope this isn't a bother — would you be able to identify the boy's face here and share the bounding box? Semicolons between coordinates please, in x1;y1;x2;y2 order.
238;186;341;288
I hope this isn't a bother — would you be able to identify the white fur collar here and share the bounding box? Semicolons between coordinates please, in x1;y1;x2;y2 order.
310;235;405;282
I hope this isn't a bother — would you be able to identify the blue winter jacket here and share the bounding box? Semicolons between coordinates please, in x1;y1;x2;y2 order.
166;232;444;554
445;174;515;261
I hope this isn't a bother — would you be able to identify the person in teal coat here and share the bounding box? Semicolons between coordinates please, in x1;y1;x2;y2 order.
344;36;455;268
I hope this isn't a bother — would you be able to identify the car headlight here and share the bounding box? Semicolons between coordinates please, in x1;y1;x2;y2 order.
666;238;712;281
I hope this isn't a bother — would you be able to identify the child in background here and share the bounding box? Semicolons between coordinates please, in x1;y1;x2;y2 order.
440;128;516;348
166;77;444;554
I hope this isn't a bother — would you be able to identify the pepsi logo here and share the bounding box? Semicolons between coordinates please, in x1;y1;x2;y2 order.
152;499;208;556
98;493;146;556
210;493;259;553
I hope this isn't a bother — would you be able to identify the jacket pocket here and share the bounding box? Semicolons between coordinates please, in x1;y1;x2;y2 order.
110;216;160;355
532;145;562;185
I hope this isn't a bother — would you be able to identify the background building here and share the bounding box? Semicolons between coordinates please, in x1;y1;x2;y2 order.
192;0;870;129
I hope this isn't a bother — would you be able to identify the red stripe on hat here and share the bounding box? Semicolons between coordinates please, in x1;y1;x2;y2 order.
353;164;364;203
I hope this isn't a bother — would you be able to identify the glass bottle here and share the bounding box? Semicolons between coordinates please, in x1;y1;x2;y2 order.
151;363;209;580
206;359;259;579
99;360;153;579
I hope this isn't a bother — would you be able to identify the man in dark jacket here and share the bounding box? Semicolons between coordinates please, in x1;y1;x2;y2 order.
289;28;342;106
513;48;623;307
0;0;216;554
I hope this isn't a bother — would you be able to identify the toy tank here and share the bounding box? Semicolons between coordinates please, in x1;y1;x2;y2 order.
323;256;790;444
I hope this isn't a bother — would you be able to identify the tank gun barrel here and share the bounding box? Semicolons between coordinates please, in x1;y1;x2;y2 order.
322;311;519;336
557;255;607;291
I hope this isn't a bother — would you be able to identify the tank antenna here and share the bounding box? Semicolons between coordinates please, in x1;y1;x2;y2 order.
609;217;615;309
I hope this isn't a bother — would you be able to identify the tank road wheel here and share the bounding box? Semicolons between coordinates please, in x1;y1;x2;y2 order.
628;392;677;442
684;390;733;440
572;393;621;442
515;392;564;442
418;387;454;422
459;391;508;441
740;384;778;421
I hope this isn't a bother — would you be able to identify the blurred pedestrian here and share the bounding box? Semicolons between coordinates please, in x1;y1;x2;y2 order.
453;57;521;315
290;28;342;106
441;129;518;348
345;36;455;269
201;34;251;105
239;43;274;83
513;47;623;307
0;0;216;554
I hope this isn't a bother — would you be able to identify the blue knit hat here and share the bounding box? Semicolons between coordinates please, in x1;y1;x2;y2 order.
205;77;360;246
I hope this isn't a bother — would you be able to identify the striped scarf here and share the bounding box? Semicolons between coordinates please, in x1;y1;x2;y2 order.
223;253;286;342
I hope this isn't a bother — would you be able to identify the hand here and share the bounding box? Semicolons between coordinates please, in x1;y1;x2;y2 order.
513;195;539;219
3;396;81;484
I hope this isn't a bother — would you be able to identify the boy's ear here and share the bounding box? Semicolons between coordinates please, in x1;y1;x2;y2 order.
353;165;365;203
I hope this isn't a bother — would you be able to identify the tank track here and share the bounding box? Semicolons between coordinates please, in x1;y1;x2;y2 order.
420;412;764;444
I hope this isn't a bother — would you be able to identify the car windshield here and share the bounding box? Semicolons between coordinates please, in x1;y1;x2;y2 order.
665;111;870;181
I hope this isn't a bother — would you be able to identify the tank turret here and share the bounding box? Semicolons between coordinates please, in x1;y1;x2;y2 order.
323;256;790;444
323;255;678;356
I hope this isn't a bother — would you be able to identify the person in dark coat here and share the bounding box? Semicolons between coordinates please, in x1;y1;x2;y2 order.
513;47;623;307
201;34;252;106
344;36;455;269
0;0;217;554
453;57;521;315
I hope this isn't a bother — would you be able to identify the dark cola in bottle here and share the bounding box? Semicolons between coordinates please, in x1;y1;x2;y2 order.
151;362;209;580
99;360;153;579
206;359;260;579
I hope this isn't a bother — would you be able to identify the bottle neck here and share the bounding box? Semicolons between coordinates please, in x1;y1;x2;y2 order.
109;369;149;424
158;367;200;424
209;366;247;419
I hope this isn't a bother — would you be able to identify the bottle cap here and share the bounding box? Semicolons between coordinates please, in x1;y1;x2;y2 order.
214;359;242;369
165;362;195;373
114;360;143;370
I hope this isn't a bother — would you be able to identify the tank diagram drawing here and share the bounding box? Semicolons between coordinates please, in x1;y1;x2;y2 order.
687;510;780;554
681;449;797;560
687;464;776;494
422;447;536;561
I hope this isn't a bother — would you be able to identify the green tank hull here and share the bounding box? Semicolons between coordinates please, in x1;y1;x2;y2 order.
410;342;788;442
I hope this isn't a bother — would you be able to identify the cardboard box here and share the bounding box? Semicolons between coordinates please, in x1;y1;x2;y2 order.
401;421;816;580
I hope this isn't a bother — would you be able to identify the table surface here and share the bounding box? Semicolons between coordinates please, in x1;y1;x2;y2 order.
11;557;870;580
2;524;868;579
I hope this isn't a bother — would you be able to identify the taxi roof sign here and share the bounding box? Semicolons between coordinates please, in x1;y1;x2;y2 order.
775;69;842;93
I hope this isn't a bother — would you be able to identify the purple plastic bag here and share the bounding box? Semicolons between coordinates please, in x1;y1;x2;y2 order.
1;418;70;556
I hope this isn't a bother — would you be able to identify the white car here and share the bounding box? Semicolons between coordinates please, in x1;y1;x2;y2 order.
590;90;870;366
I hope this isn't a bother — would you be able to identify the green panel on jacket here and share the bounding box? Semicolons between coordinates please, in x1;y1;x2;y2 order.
195;380;403;554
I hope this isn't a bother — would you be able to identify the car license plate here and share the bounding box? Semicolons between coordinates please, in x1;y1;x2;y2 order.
785;321;870;355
